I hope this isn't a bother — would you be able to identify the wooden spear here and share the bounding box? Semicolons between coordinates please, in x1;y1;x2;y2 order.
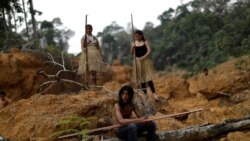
58;108;203;139
131;14;138;87
84;15;89;86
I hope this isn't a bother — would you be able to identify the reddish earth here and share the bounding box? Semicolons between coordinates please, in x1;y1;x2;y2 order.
0;49;249;140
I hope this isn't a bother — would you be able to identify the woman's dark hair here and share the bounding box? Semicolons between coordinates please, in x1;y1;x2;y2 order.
118;85;134;109
135;30;145;41
86;24;93;29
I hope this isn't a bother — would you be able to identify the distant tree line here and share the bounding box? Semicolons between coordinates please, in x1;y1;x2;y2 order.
1;0;250;73
98;0;250;73
0;0;74;53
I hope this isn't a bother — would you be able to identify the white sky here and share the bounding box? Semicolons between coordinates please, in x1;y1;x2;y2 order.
33;0;191;54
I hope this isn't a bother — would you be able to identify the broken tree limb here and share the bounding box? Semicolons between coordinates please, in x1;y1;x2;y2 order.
58;108;203;139
37;52;86;94
199;90;231;100
46;52;67;70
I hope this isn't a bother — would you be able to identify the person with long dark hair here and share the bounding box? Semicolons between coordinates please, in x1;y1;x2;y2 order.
78;24;103;88
130;30;159;101
112;85;158;141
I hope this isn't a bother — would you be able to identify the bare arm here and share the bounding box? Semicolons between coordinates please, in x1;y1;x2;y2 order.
141;40;151;59
114;104;144;125
5;97;11;104
81;36;88;51
130;42;135;55
81;38;84;51
96;40;102;56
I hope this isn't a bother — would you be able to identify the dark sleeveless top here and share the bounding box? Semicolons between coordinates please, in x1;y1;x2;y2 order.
135;44;147;57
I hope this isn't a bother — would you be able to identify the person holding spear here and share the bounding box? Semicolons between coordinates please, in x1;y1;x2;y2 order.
130;29;159;101
78;24;103;89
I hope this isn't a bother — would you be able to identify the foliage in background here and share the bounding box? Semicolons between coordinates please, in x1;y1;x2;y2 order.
2;0;250;75
0;0;74;52
97;21;131;64
97;0;250;75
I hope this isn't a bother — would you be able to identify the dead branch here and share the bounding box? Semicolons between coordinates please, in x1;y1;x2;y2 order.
46;53;66;70
199;90;231;100
37;53;83;94
39;80;57;94
38;53;117;95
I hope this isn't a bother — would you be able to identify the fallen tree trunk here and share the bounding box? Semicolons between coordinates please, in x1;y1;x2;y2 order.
159;116;250;141
99;116;250;141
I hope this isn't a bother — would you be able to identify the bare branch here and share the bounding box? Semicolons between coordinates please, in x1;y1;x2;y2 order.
38;52;115;95
39;84;55;94
61;52;66;70
46;53;67;70
56;70;77;76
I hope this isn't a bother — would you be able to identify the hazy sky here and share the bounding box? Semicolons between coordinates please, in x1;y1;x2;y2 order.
33;0;191;54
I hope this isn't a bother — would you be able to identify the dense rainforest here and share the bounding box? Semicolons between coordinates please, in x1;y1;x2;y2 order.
98;0;250;74
1;0;250;74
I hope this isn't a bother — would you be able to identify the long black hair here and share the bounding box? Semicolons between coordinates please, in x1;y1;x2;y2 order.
135;30;145;41
86;24;93;29
118;85;134;109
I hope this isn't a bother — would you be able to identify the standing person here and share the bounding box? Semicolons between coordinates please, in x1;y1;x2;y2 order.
130;30;159;101
112;85;158;141
0;90;11;110
78;24;103;88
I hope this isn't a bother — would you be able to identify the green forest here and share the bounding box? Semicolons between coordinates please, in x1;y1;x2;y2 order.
1;0;250;74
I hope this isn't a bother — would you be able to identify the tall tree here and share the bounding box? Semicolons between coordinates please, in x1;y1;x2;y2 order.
98;21;130;64
28;0;36;39
22;0;29;39
40;17;74;52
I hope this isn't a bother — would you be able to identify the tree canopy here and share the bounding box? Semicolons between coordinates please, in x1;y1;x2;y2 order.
97;0;250;73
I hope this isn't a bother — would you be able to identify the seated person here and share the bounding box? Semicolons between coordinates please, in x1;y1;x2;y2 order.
112;85;158;141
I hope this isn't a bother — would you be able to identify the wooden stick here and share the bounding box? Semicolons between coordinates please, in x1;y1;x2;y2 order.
131;14;138;87
84;15;89;85
58;108;203;139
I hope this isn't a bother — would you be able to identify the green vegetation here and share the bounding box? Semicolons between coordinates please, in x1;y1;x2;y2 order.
98;0;250;74
51;115;96;140
1;0;250;74
234;57;250;71
0;0;74;53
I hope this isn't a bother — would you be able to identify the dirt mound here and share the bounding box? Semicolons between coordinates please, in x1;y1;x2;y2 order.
188;56;250;98
0;50;46;101
111;60;132;83
221;132;250;141
154;73;191;100
0;91;116;141
0;51;250;140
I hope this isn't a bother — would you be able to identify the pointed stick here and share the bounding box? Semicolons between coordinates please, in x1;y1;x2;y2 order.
131;14;138;87
84;14;89;86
